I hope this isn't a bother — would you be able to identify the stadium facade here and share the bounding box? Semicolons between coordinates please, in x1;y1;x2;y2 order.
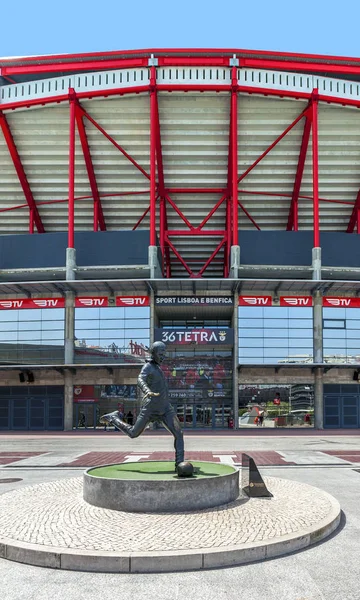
0;48;360;431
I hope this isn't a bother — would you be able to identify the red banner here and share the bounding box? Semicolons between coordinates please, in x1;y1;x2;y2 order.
280;296;313;307
116;296;150;307
323;297;360;308
0;298;65;310
239;296;272;306
75;297;109;308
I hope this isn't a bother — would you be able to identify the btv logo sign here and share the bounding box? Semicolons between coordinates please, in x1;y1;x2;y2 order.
0;300;24;309
76;297;107;307
239;296;272;306
32;299;60;308
116;296;150;307
280;297;312;307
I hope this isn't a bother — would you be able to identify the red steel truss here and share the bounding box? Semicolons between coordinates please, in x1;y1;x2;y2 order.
0;112;45;233
1;51;360;277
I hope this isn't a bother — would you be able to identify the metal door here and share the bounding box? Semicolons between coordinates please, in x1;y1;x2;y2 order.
12;397;28;430
341;395;358;428
29;397;46;430
324;395;340;428
0;398;10;429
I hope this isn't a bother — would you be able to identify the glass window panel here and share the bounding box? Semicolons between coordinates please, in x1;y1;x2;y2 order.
238;328;264;338
239;319;263;328
263;338;288;348
263;307;288;318
0;311;18;322
345;320;360;329
263;319;288;328
323;307;346;318
239;348;263;358
323;329;346;339
289;329;312;338
238;307;263;317
289;319;313;328
0;331;17;341
0;321;18;331
288;307;312;318
239;338;264;348
323;320;345;329
19;321;41;331
346;330;360;339
263;329;288;338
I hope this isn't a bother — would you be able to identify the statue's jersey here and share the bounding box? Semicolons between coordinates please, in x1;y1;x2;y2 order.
137;360;169;413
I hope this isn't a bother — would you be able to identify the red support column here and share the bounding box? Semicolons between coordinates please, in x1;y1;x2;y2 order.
68;90;76;249
312;90;320;248
75;105;106;231
231;67;239;246
0;112;45;233
287;109;312;231
149;66;157;247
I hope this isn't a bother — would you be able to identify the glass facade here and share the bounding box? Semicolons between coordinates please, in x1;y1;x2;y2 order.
0;308;65;364
238;383;315;428
323;308;360;363
238;306;313;364
74;306;150;364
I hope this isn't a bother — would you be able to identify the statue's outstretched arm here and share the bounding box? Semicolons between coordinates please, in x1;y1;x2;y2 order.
137;363;153;397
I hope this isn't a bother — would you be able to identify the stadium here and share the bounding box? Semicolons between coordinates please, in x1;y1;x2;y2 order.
0;47;360;430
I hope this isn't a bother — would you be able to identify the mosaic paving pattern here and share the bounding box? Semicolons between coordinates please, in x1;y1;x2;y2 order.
0;476;337;553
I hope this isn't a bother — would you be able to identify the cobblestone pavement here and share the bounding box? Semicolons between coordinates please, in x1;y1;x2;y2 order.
0;476;338;553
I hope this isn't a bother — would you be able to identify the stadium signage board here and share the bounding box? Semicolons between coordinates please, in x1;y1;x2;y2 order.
155;296;233;305
0;298;65;309
239;296;272;306
154;328;234;345
280;296;313;307
323;297;360;308
75;296;150;308
239;296;313;307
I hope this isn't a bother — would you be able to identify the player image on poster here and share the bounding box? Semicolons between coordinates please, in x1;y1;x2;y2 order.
161;357;233;401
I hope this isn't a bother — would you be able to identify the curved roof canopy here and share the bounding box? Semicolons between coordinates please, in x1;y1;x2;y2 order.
1;48;360;277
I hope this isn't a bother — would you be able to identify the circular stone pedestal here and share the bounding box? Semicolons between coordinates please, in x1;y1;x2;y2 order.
83;461;239;512
0;476;341;573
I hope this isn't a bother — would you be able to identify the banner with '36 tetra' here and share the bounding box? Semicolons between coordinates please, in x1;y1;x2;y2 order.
154;328;234;345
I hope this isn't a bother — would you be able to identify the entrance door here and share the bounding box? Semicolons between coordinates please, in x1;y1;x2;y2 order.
195;404;213;428
0;398;9;429
74;403;97;429
12;398;28;430
29;397;46;430
341;395;358;428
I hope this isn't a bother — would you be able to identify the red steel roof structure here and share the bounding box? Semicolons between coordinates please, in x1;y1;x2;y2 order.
1;48;360;277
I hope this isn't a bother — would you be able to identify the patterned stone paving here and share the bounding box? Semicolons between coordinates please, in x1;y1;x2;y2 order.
0;476;338;553
0;452;43;465
59;451;295;467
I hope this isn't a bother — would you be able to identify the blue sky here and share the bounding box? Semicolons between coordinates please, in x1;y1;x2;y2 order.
2;0;360;59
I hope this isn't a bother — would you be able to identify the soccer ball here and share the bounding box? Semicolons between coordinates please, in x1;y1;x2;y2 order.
177;461;194;478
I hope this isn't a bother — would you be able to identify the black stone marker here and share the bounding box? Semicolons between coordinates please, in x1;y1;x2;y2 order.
242;453;273;498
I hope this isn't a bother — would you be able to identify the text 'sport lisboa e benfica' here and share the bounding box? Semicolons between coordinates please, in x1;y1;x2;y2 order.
0;47;360;431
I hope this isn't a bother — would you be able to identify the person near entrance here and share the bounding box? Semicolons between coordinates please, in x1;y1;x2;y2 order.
100;342;185;470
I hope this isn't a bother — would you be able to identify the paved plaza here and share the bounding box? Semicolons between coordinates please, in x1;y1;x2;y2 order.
0;430;359;599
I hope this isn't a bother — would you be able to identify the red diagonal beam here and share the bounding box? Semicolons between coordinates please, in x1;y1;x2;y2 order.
132;205;150;230
165;194;193;229
287;110;312;231
347;189;360;233
166;238;193;276
78;106;151;181
237;201;261;230
237;106;309;184
75;106;106;231
198;237;226;277
0;112;45;233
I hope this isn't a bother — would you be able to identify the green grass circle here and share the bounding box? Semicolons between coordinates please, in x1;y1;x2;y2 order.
87;461;236;480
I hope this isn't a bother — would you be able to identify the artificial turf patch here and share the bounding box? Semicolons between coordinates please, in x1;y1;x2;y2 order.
88;460;235;480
